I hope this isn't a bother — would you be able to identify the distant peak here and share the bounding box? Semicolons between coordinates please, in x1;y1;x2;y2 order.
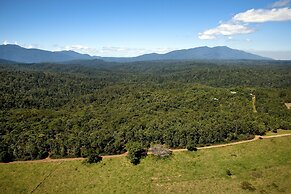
1;44;22;48
196;46;209;49
213;46;230;49
57;50;78;53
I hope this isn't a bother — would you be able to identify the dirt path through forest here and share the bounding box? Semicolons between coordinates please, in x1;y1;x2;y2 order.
2;133;291;164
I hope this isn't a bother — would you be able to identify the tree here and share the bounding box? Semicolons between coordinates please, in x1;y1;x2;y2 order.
85;150;102;164
0;144;13;163
186;140;197;151
126;142;146;165
0;150;13;163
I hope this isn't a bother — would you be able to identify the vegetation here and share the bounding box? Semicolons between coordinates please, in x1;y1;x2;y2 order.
0;60;291;161
186;141;197;151
85;151;102;164
0;136;290;193
241;181;256;191
126;142;146;165
226;169;232;176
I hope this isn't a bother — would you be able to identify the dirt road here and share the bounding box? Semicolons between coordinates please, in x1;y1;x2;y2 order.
172;133;291;152
2;133;291;164
3;152;128;164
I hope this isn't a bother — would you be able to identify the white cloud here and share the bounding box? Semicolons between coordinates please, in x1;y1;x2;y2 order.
3;41;174;57
65;45;90;50
3;40;9;45
198;5;291;40
233;8;291;23
198;23;254;40
272;0;291;8
26;45;35;49
94;46;175;57
54;44;175;57
3;40;18;45
2;40;41;50
53;44;96;55
64;45;97;55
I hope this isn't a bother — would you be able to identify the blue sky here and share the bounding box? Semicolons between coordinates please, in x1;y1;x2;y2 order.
1;0;291;59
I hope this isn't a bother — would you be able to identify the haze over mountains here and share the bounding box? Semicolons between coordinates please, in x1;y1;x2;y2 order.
0;44;271;63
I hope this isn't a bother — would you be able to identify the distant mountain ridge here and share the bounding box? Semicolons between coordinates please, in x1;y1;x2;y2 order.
0;44;272;63
0;44;92;63
0;58;17;64
105;46;271;62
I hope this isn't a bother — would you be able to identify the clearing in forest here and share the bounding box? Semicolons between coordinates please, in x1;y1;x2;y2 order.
252;95;257;113
285;103;291;109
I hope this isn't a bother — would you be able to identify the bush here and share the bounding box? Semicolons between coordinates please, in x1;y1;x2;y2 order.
149;144;172;159
241;181;256;191
85;151;102;164
226;169;232;176
186;141;197;151
126;142;147;165
0;151;13;163
0;144;13;163
38;151;49;159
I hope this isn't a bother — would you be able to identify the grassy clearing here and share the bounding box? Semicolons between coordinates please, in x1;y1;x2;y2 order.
0;136;290;194
252;95;257;113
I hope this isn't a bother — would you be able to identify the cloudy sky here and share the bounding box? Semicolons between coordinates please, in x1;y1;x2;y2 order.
1;0;291;59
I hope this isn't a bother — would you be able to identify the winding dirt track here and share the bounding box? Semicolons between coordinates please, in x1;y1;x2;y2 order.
171;133;291;152
2;133;291;164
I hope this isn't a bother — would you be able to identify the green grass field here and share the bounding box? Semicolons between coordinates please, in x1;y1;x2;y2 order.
1;136;290;194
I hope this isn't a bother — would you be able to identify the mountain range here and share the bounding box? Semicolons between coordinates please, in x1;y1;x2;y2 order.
0;44;272;63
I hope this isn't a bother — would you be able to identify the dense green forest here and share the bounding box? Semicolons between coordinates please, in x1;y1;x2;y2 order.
1;60;291;162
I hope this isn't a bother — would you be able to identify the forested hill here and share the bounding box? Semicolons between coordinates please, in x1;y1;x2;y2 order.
0;60;291;162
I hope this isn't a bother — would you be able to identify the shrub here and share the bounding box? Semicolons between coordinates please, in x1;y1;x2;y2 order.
186;141;198;151
241;181;256;191
226;169;232;176
85;151;102;164
0;144;14;163
126;142;147;165
0;151;13;163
